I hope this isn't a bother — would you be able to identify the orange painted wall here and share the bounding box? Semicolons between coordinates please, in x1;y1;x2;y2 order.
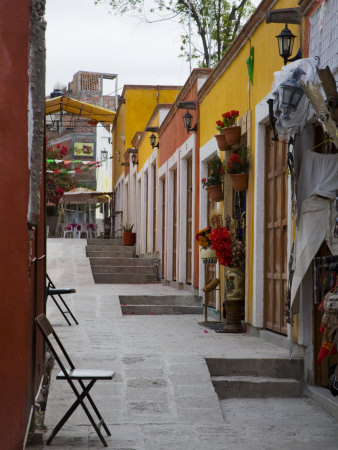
0;1;33;448
159;80;201;287
159;87;198;166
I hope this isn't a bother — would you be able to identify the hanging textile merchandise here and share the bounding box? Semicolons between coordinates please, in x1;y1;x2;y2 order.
316;259;338;365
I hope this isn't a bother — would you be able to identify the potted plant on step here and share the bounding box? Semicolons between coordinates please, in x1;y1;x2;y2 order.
226;147;249;191
122;224;136;246
201;156;225;202
222;110;241;146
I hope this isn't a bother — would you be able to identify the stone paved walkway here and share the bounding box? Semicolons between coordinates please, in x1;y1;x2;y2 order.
32;239;338;449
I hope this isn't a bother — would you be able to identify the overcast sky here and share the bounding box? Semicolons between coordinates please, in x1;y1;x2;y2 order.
45;0;261;97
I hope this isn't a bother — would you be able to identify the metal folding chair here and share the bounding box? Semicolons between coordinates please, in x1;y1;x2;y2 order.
35;313;114;447
46;273;79;326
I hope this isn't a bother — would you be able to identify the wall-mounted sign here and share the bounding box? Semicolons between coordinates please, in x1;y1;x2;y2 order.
74;142;94;157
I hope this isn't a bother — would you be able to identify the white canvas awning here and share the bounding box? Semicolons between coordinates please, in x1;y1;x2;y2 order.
60;188;109;205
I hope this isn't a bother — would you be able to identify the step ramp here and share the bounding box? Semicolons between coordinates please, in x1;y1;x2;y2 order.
206;357;304;399
86;239;159;284
119;294;203;315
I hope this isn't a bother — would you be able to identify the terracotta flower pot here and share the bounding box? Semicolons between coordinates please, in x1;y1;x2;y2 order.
123;232;136;246
222;125;241;146
206;184;223;202
214;134;230;151
229;173;248;191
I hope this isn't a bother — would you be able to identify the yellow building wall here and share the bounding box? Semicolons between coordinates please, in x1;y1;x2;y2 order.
112;87;179;186
112;102;126;189
125;88;179;150
199;0;299;325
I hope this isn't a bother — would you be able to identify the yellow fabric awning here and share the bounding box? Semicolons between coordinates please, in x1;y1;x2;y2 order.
45;96;116;124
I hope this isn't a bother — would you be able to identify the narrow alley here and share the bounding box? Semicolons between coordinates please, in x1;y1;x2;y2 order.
30;238;338;450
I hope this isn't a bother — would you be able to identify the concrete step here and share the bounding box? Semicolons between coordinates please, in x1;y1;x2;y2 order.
119;295;202;306
87;238;123;246
121;304;203;315
92;265;156;274
206;358;304;380
86;249;135;258
93;273;158;284
90;257;157;266
86;244;130;252
211;375;301;399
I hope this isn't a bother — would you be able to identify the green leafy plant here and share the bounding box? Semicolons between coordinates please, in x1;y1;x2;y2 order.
122;224;134;233
201;156;225;188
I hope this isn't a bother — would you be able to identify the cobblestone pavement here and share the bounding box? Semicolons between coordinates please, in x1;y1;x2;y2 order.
31;239;338;449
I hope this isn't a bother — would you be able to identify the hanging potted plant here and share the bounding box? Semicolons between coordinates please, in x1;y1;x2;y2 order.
201;156;225;202
222;110;241;146
214;118;230;151
122;224;136;246
226;147;249;191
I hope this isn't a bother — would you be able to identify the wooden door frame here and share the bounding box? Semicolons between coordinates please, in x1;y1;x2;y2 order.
186;156;193;284
172;168;177;281
264;131;288;334
179;153;194;284
253;99;293;332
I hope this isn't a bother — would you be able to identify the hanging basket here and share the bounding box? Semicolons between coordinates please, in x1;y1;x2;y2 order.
222;126;241;146
214;134;231;151
123;232;136;246
206;184;223;202
229;173;248;191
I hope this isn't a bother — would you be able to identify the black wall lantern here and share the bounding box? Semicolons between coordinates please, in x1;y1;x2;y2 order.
183;111;197;133
276;23;302;65
131;153;138;166
267;98;279;142
101;149;108;161
279;67;305;119
150;133;159;148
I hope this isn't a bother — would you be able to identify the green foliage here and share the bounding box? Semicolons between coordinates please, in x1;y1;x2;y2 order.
94;0;255;67
122;223;134;232
201;156;225;188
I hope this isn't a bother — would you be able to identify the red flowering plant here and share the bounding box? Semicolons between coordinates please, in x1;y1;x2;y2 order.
226;147;249;174
201;156;225;188
215;119;225;134
222;110;239;128
46;142;78;208
209;226;232;266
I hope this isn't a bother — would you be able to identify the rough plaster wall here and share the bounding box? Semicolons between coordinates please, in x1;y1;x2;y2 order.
28;0;46;225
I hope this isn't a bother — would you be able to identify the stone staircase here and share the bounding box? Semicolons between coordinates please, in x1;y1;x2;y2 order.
86;239;159;284
119;294;203;315
206;357;304;399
